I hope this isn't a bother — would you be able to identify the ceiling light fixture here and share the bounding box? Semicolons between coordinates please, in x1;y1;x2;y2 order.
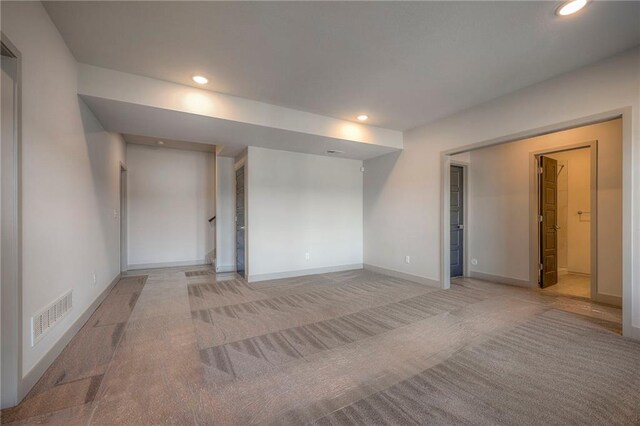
357;114;369;121
157;140;165;145
192;75;209;85
556;0;588;16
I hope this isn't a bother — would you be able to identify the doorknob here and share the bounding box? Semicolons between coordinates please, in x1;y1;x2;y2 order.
238;226;245;230
553;225;560;230
457;225;464;230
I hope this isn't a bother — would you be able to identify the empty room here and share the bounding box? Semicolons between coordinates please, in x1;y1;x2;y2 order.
1;1;639;425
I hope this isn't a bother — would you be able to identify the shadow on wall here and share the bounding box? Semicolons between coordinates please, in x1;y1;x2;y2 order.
363;150;402;208
79;97;125;284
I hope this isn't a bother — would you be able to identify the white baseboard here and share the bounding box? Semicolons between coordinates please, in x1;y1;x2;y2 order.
363;264;440;288
19;272;122;403
558;267;569;276
568;270;591;277
216;264;236;273
248;264;363;283
127;259;208;270
628;325;640;340
469;271;531;288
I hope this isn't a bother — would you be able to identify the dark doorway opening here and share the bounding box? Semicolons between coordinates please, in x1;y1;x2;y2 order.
450;165;464;278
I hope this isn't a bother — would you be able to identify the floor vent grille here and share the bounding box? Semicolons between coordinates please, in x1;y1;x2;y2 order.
31;290;73;346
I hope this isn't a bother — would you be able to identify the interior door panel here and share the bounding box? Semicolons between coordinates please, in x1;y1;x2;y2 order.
450;166;464;278
540;156;558;287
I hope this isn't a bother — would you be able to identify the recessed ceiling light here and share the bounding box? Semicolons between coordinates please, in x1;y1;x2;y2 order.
192;75;209;85
556;0;588;16
357;114;369;121
157;140;164;145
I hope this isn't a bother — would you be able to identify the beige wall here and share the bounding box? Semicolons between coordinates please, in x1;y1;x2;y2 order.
466;120;622;296
363;48;639;338
127;144;214;269
2;2;126;386
548;149;591;275
215;157;236;273
247;147;363;281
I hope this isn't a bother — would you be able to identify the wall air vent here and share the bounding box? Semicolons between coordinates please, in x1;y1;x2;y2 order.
31;290;73;346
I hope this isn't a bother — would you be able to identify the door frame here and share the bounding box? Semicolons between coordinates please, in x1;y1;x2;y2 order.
119;162;128;273
1;33;23;408
529;142;598;301
450;161;469;277
234;153;248;278
439;108;632;338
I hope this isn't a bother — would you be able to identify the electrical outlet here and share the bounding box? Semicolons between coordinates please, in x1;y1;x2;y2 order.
113;209;119;219
92;272;97;286
305;252;310;260
405;255;410;264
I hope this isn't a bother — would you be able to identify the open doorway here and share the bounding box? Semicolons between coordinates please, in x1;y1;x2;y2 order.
536;146;594;299
441;118;622;313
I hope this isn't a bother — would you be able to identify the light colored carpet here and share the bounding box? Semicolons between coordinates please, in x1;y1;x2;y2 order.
313;309;640;425
2;268;632;425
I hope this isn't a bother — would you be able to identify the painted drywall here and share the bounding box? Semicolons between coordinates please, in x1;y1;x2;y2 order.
247;147;363;281
1;45;20;408
207;152;216;263
1;2;126;378
363;47;639;337
548;149;591;275
466;122;618;295
127;144;214;268
215;156;236;272
77;64;403;155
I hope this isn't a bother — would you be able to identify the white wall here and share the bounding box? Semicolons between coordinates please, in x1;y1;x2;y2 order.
207;152;216;262
247;147;363;281
127;144;213;269
363;48;640;338
77;64;403;157
466;121;619;295
215;156;236;272
1;1;126;384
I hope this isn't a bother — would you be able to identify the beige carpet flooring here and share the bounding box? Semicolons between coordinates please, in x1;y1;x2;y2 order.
1;268;633;425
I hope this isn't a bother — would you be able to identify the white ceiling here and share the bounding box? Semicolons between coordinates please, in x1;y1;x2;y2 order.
123;134;216;153
45;1;640;131
81;95;400;160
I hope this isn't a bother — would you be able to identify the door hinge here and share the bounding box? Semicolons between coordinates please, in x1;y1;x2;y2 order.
538;167;543;174
539;264;544;271
539;215;543;223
